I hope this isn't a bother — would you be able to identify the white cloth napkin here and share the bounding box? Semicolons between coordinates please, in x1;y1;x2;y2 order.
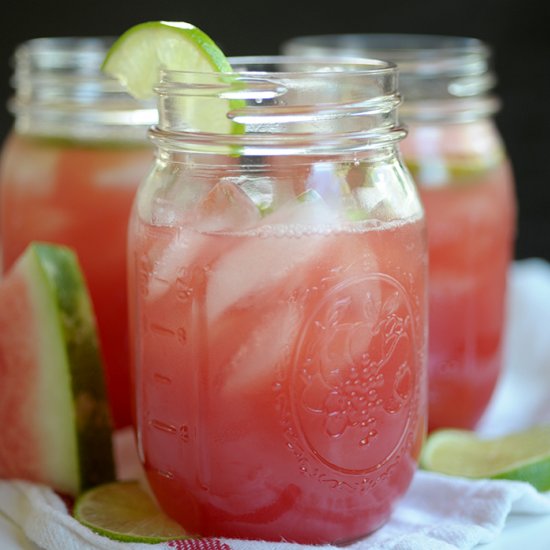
478;258;550;436
2;258;550;550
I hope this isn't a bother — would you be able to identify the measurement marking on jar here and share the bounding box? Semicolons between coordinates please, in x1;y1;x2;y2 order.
149;419;178;434
179;425;190;442
152;275;170;284
153;373;173;385
177;327;187;344
150;323;176;337
155;469;175;480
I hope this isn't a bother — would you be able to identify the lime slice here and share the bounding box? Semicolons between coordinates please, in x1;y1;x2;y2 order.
421;426;550;491
103;21;232;99
73;481;192;543
102;21;240;135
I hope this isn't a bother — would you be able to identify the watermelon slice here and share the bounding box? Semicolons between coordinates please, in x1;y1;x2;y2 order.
0;242;115;496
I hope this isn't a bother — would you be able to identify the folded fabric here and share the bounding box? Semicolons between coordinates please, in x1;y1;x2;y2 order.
2;469;550;550
1;258;550;550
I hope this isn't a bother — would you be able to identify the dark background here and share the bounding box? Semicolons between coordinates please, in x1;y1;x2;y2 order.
1;0;549;261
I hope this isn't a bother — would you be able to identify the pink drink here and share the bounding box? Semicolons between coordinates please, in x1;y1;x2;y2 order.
401;122;516;430
132;205;426;543
129;57;428;543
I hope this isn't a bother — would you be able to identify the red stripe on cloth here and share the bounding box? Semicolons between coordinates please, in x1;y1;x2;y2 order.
168;539;232;550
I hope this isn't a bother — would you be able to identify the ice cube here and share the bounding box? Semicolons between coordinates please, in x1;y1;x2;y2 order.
222;302;301;394
193;179;262;233
305;162;346;206
260;188;337;228
366;163;422;219
147;179;263;300
236;176;274;214
206;195;336;321
352;186;386;219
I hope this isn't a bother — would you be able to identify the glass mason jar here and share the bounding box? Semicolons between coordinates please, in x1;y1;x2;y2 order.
129;56;427;543
0;37;157;429
283;34;517;431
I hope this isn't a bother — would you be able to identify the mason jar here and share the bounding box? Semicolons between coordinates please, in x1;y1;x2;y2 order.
0;37;157;429
129;56;428;543
283;34;517;431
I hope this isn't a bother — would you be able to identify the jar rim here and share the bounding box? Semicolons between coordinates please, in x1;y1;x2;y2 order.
281;33;497;121
152;54;404;154
158;54;398;79
15;36;116;52
281;33;489;52
281;34;491;74
9;35;157;139
13;36;117;71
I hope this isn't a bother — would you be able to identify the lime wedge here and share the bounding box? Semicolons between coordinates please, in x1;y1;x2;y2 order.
102;21;240;135
421;426;550;491
73;481;192;543
103;21;232;99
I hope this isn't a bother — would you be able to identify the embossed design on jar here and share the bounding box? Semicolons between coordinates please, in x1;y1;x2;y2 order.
290;274;417;475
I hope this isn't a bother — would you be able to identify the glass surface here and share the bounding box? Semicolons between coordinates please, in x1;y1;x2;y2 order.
129;57;428;543
283;35;517;430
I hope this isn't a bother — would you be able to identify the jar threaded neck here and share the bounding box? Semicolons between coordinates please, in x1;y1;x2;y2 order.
152;56;406;155
9;37;157;142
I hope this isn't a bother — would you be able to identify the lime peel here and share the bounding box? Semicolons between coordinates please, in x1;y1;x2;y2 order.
421;425;550;491
74;480;193;543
